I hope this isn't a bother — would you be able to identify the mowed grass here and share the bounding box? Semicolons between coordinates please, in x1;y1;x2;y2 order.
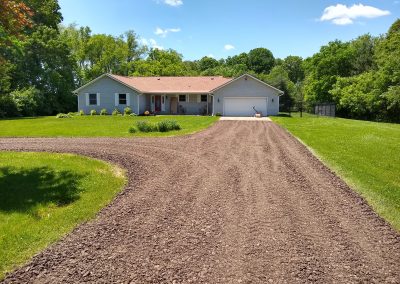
0;115;219;137
0;152;126;279
271;113;400;230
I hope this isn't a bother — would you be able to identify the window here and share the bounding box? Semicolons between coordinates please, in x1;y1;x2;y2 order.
89;93;97;105
179;95;186;102
119;93;127;105
201;95;208;102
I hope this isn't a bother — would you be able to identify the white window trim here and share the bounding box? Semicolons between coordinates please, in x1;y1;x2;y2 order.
126;93;130;106
85;93;89;106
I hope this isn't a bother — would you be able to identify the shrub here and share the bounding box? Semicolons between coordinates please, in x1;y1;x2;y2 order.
128;127;137;133
129;113;137;116
215;112;222;116
10;87;41;116
78;110;85;116
90;109;97;116
124;107;132;115
56;113;72;118
157;120;181;132
100;108;108;115
112;108;121;116
67;112;76;116
136;121;157;132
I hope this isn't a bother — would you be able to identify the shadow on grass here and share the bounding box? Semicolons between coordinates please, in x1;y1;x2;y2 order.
277;113;292;117
0;167;85;214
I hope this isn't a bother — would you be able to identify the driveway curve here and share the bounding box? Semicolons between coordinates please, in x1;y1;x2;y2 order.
0;121;399;283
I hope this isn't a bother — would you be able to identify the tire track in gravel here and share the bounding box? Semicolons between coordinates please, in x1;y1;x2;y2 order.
0;121;400;283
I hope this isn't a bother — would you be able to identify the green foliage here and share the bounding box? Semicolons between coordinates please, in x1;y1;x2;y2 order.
55;113;72;118
282;56;304;83
78;110;84;116
90;109;97;116
0;94;19;118
247;47;275;74
136;121;158;132
10;87;42;117
157;120;181;132
112;108;121;116
262;66;295;112
128;126;137;133
124;107;132;115
100;108;108;115
198;56;220;71
215;112;222;116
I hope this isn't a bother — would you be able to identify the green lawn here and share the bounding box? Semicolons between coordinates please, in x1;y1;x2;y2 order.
271;113;400;231
0;152;126;279
0;115;219;137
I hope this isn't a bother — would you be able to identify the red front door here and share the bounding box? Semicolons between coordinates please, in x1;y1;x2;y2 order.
155;96;161;112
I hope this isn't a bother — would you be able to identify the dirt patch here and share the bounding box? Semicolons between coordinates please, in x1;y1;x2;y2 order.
0;121;399;283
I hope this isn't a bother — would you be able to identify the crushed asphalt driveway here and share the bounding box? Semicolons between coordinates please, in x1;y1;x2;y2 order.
0;121;399;283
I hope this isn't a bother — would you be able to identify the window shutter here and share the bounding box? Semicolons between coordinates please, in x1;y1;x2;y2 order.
115;93;119;106
197;94;201;103
186;94;189;102
96;93;100;106
85;93;89;106
126;93;130;106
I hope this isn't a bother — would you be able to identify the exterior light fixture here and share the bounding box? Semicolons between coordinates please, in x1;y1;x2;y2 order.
218;98;220;103
272;98;274;102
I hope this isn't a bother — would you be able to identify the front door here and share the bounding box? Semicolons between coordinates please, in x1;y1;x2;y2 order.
154;95;161;112
170;97;178;114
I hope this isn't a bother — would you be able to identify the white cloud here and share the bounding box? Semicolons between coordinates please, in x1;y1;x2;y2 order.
207;54;215;58
164;0;183;6
140;38;164;50
155;27;181;38
320;4;390;25
224;44;235;51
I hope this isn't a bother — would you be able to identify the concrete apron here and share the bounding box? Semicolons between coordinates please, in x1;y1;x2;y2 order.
219;117;272;121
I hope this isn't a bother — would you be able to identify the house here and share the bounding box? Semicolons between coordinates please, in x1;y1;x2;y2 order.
73;73;283;116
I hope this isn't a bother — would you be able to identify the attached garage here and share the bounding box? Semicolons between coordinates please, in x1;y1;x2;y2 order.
223;97;267;116
212;74;283;116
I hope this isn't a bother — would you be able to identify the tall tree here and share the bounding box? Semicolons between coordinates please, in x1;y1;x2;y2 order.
247;48;275;74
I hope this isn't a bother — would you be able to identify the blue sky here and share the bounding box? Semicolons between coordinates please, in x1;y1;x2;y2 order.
59;0;400;60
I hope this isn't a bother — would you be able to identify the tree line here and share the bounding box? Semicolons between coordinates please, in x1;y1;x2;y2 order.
0;0;399;122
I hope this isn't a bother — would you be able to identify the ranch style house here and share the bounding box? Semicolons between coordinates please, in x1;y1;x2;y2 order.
73;73;283;116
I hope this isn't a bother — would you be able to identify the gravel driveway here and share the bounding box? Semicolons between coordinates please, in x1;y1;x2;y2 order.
1;121;399;283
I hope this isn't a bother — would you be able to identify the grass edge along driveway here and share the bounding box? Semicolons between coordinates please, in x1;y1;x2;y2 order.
0;152;126;279
271;113;400;231
0;115;219;137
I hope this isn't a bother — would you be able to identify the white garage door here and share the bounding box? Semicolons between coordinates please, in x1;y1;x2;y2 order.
224;97;267;116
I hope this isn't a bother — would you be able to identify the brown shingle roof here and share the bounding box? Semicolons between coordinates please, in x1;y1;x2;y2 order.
110;74;232;94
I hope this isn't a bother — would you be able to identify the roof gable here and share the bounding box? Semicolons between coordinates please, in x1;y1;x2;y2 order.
211;74;284;95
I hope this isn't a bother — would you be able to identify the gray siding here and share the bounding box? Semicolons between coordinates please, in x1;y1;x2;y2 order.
212;76;280;116
77;76;141;114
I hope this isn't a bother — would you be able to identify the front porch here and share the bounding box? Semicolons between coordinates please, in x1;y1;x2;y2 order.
144;94;213;115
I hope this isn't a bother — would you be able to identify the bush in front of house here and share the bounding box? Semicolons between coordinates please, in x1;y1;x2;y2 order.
124;107;132;115
215;112;222;116
90;109;97;116
128;127;137;133
157;120;181;132
136;121;157;132
56;113;72;118
100;108;108;115
134;120;181;133
112;108;121;116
